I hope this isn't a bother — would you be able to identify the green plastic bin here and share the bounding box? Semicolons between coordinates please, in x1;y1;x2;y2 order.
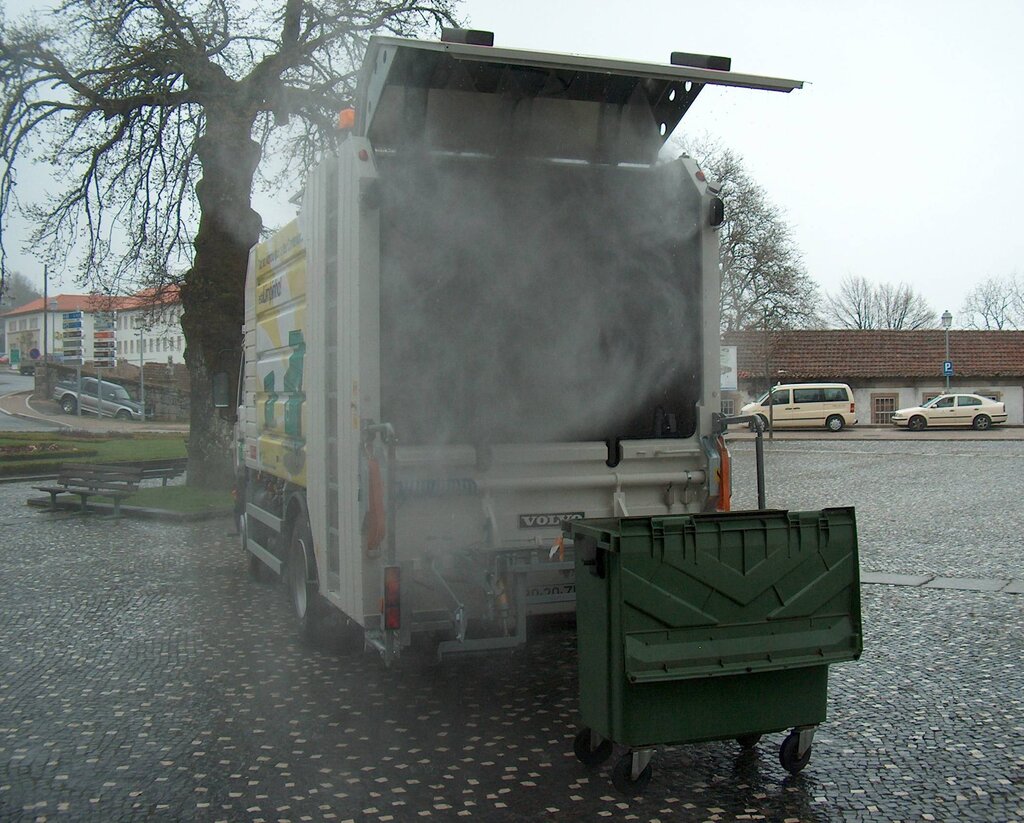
569;507;862;792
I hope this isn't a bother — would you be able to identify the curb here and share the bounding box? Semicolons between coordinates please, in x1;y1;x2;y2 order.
25;496;232;522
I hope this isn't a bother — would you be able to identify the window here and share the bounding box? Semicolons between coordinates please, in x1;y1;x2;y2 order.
871;394;898;424
769;389;791;405
721;398;736;416
932;396;954;408
957;396;982;407
823;387;849;402
793;388;825;403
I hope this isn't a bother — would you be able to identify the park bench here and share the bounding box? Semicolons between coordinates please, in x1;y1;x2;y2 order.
139;463;185;486
33;463;144;518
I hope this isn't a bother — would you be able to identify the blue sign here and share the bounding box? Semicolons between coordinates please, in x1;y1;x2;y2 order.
943;360;954;377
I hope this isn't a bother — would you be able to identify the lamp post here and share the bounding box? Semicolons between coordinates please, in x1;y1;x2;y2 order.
941;310;952;391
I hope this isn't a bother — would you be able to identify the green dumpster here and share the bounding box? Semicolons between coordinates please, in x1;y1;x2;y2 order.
568;507;862;793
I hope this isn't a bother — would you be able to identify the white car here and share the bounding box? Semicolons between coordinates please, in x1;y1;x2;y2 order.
891;394;1007;431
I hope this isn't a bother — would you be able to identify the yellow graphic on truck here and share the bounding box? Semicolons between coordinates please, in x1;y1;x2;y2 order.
253;220;307;486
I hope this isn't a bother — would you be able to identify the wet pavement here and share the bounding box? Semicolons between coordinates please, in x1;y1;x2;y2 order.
1;441;1023;822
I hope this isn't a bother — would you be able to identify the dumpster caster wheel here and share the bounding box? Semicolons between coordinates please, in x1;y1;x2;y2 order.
573;728;613;766
611;751;653;796
736;733;762;750
779;731;812;774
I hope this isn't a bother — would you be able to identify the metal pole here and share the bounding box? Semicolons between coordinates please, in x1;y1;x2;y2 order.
944;327;950;391
139;324;145;421
42;265;48;368
754;427;766;509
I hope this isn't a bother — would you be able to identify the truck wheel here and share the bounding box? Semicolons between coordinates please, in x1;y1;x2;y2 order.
825;415;844;432
116;409;132;420
907;415;927;432
573;728;613;766
972;414;991;431
61;396;77;414
287;518;327;643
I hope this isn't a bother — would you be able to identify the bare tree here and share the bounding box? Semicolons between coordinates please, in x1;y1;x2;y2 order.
0;0;457;486
677;142;820;332
826;275;876;330
0;270;41;310
826;276;936;329
960;275;1023;330
875;282;936;329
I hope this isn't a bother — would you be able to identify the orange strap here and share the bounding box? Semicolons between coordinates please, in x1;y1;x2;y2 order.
365;458;386;552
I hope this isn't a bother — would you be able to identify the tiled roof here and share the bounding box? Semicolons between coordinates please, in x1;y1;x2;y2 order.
0;286;180;318
723;329;1024;380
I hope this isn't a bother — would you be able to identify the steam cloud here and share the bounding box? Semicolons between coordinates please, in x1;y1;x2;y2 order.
378;154;704;450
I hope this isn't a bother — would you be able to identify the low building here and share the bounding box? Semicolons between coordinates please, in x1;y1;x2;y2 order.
722;330;1024;425
1;287;185;369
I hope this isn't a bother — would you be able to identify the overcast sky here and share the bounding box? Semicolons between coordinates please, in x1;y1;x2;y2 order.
5;0;1023;324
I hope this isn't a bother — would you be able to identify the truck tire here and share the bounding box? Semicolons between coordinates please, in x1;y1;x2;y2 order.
60;396;77;414
287;517;328;644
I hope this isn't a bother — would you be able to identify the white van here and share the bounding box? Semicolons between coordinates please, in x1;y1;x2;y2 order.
740;383;857;432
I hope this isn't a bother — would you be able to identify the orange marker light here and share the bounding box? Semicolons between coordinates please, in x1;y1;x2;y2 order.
337;108;356;130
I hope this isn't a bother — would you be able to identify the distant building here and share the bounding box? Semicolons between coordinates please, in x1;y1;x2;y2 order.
113;287;186;366
0;287;185;368
722;329;1024;425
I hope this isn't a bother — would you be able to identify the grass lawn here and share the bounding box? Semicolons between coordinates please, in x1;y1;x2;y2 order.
0;432;187;476
116;484;233;513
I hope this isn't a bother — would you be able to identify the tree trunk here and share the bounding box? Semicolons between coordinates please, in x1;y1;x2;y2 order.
180;112;262;489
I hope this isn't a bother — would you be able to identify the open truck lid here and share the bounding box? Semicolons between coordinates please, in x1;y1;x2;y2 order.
356;30;803;164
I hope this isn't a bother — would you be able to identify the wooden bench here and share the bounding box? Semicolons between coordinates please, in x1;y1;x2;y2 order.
139;463;185;486
33;463;144;518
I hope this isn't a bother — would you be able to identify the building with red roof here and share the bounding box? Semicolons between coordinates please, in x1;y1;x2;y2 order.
722;330;1024;425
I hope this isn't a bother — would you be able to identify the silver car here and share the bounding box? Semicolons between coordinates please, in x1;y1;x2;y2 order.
53;377;149;420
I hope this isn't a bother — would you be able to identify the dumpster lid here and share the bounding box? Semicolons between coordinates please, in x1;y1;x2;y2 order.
356;36;803;164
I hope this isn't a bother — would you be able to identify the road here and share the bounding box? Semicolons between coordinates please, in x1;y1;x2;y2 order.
0;371;61;431
0;441;1021;821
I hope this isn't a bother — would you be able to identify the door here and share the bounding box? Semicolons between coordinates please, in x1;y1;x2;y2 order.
927;395;956;426
80;378;100;415
766;388;792;427
954;395;982;426
791;387;826;427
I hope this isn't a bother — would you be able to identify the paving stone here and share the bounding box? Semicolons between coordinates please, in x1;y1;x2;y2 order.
860;572;934;587
922;577;1011;592
2;440;1024;822
999;580;1024;594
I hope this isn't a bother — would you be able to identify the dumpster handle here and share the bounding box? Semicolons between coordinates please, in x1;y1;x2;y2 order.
712;413;767;509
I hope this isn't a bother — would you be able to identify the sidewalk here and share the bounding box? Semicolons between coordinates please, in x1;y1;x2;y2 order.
0;390;189;434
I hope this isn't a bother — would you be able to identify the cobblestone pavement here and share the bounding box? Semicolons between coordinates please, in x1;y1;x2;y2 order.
1;441;1023;822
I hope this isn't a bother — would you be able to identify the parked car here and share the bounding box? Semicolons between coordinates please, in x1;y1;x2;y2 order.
891;394;1007;431
740;382;857;432
52;377;152;420
18;361;36;375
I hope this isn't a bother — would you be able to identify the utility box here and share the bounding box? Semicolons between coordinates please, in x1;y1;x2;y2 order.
569;507;862;793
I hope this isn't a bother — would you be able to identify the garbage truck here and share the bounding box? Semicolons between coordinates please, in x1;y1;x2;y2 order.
234;30;804;664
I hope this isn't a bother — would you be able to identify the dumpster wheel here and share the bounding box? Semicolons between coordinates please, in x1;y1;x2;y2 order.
779;729;814;774
573;728;613;767
736;733;762;750
611;751;653;795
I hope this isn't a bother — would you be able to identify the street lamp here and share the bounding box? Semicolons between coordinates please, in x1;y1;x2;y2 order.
941;310;953;391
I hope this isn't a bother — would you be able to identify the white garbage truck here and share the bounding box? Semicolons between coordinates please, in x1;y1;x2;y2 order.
234;30;802;663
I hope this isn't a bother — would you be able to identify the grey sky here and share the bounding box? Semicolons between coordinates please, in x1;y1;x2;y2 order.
4;0;1022;324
